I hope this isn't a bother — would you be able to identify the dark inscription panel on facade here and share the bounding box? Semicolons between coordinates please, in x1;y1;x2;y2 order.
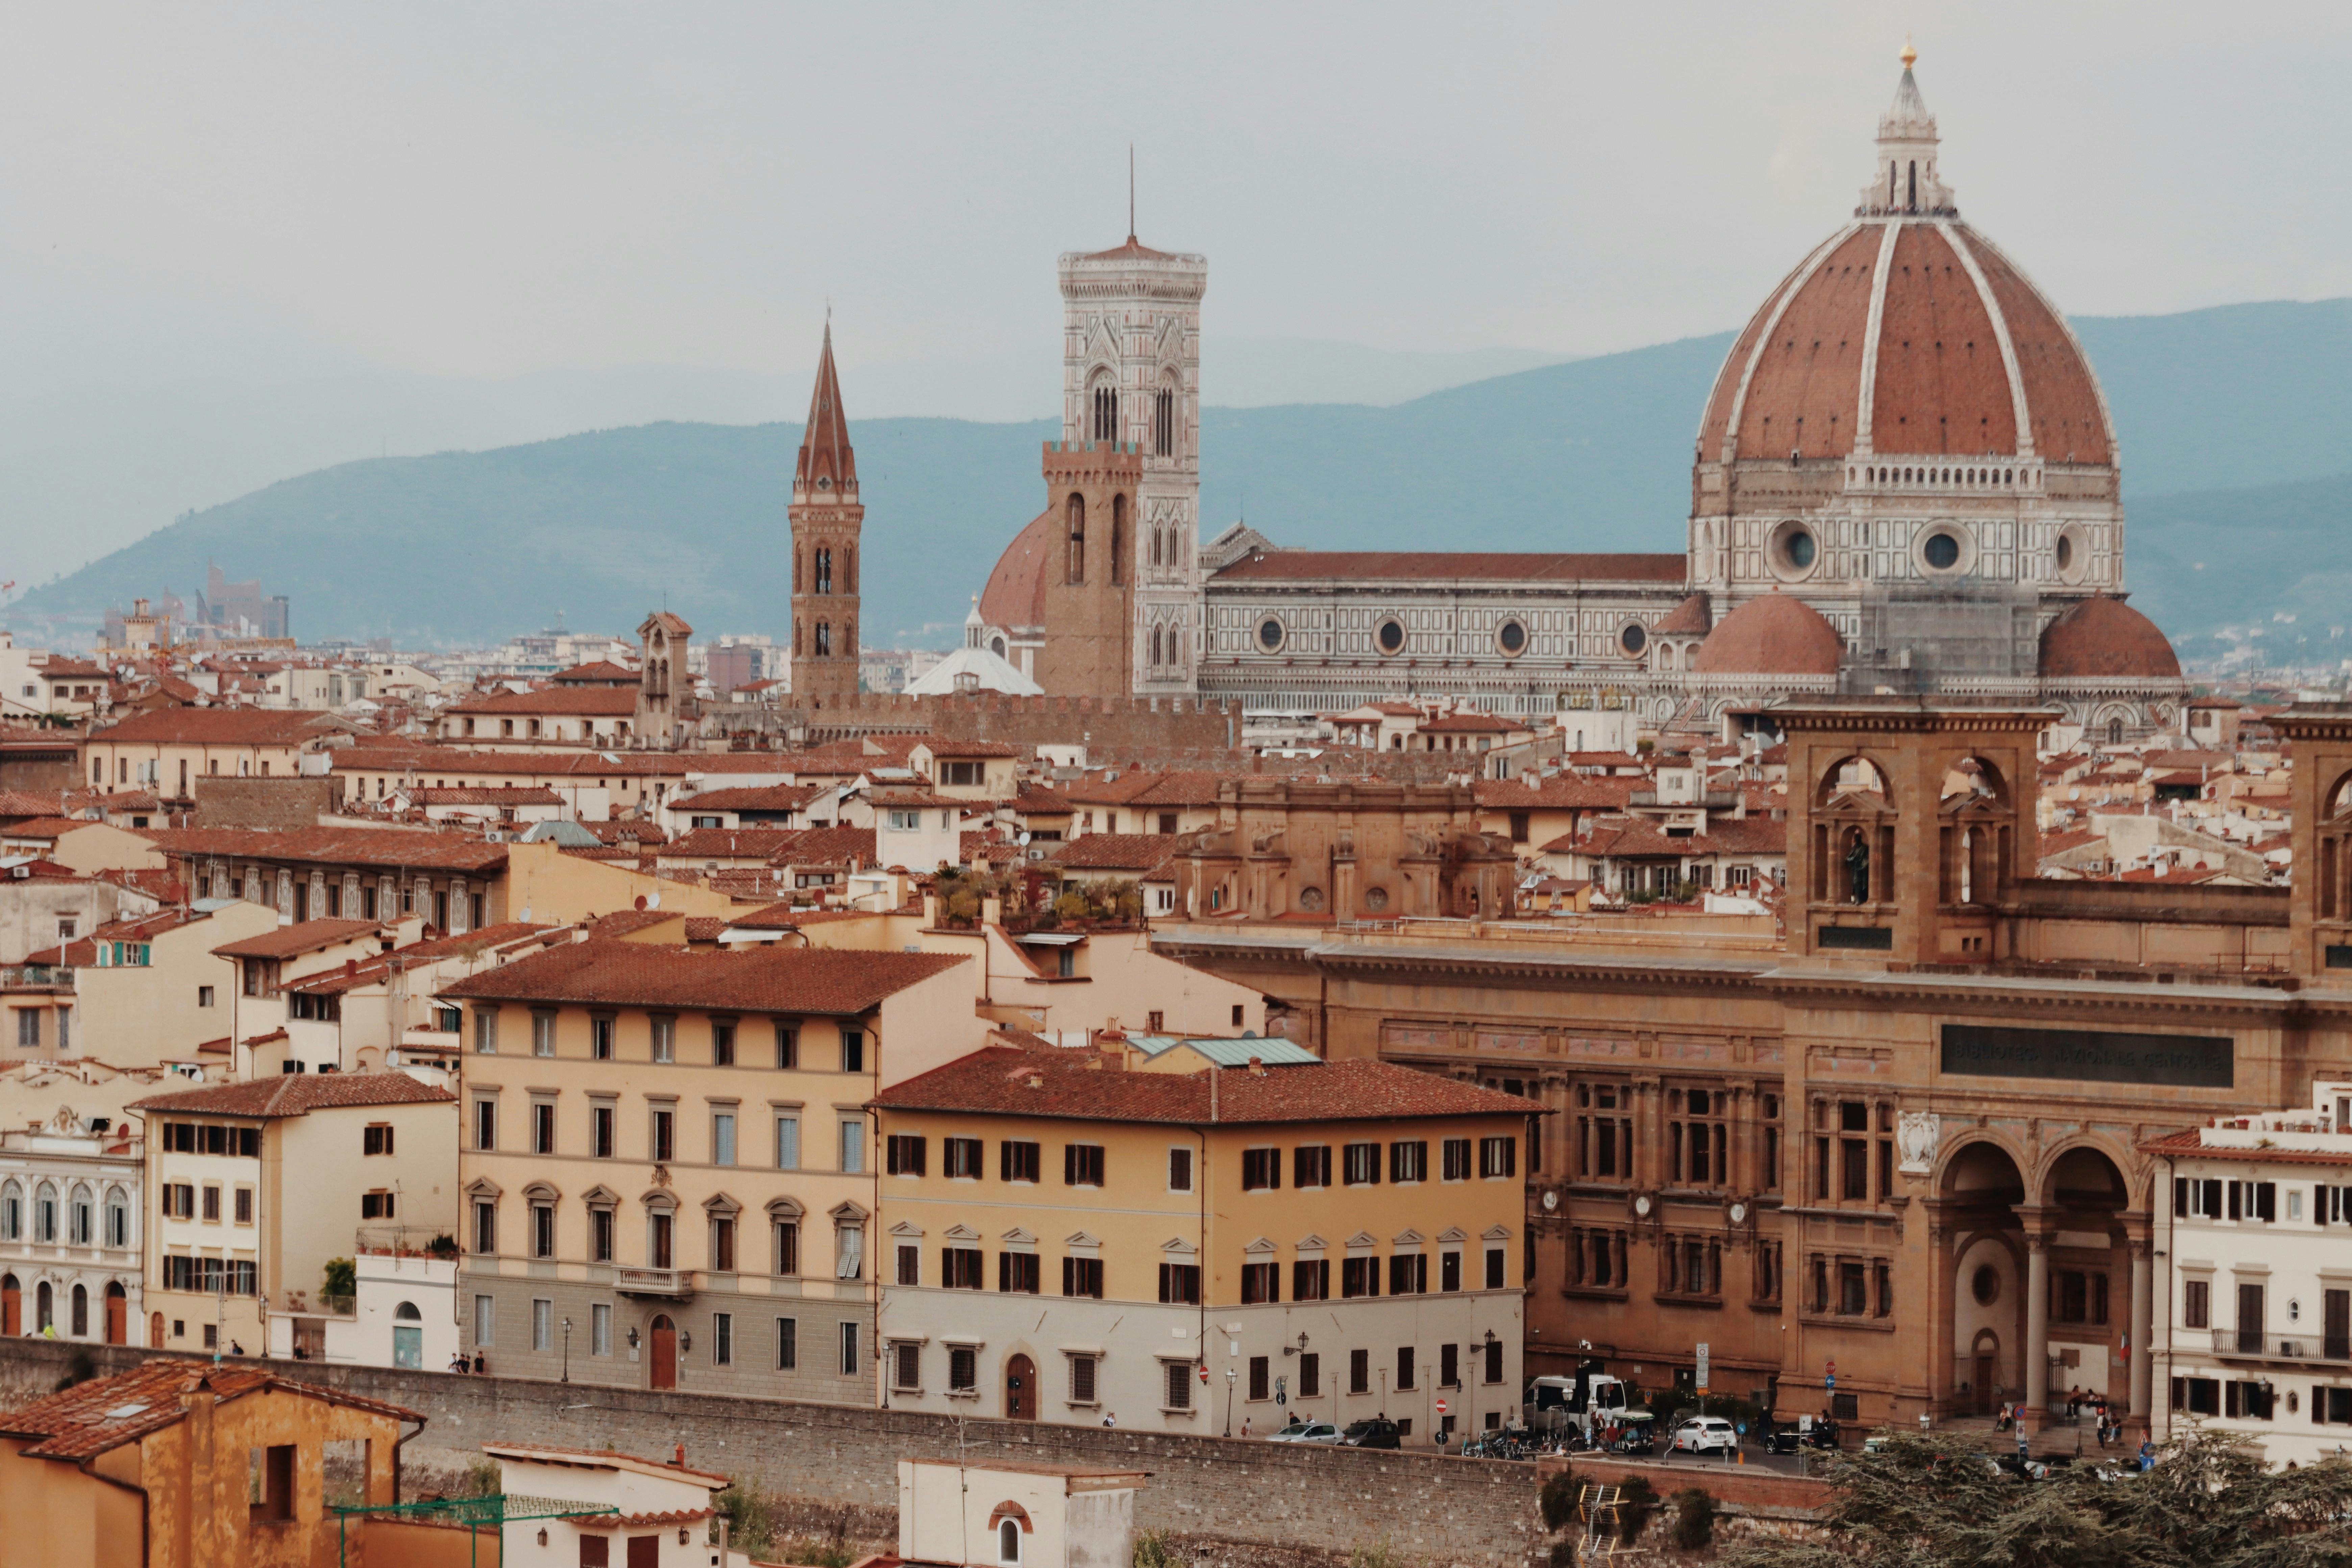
1939;1024;2233;1088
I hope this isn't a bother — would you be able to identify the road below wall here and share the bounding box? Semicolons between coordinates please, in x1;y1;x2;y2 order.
0;1341;1541;1564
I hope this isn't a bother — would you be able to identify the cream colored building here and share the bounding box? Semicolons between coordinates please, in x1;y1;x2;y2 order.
438;937;982;1402
0;1105;143;1344
873;1044;1538;1441
11;901;279;1070
81;707;348;799
127;1071;459;1355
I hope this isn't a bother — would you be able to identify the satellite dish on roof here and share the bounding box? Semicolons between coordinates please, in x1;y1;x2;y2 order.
1016;832;1030;846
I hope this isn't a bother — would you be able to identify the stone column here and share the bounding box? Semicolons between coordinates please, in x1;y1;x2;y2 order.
2024;1232;2052;1422
2129;1236;2154;1420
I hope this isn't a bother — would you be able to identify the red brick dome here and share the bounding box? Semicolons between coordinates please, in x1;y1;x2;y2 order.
2037;596;2180;681
1692;591;1844;677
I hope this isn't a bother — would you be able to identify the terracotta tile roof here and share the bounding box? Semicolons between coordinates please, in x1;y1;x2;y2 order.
0;818;86;840
671;784;826;813
875;1045;1543;1125
1049;834;1180;874
1544;815;1786;858
667;828;807;860
1013;783;1073;813
89;709;340;745
128;1072;456;1118
209;918;387;960
402;786;564;806
583;821;668;845
915;738;1026;759
22;907;216;967
1420;711;1524;734
439;937;965;1015
981;508;1056;631
1210;550;1687;584
482;1441;732;1486
577;1510;719;1530
2137;1127;2352;1167
1472;777;1638;810
142;827;509;873
284;923;564;994
0;1363;420;1462
683;918;726;942
550;661;640;685
448;686;640;717
1651;592;1712;636
773;825;876;867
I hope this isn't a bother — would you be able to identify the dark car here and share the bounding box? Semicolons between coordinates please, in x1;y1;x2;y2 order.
1762;1426;1805;1455
1337;1419;1403;1450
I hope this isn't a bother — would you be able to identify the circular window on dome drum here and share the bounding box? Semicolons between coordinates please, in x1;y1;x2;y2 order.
1496;619;1528;657
1923;532;1961;569
2053;525;2088;586
1256;617;1286;653
1914;524;1975;577
1768;520;1818;581
1619;622;1647;657
1375;617;1406;655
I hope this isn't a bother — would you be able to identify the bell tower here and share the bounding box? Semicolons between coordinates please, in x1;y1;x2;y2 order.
790;324;863;701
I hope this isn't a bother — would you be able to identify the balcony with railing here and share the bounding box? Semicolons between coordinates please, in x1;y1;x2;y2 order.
2196;1326;2352;1363
615;1267;693;1298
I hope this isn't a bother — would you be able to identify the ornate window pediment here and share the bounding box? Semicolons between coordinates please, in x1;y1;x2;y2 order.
1244;1236;1277;1255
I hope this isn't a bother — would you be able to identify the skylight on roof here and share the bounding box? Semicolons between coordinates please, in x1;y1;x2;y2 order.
103;1403;149;1419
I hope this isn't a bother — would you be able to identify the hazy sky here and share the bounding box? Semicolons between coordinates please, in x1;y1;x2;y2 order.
1;1;2346;394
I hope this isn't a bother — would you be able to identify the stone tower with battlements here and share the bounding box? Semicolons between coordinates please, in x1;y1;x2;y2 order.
1058;231;1207;696
790;325;863;700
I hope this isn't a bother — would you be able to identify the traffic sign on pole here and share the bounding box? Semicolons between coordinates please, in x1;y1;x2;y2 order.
1436;1399;1449;1416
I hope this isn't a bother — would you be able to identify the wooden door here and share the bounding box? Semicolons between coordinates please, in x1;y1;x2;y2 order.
149;1310;164;1349
649;1316;678;1391
1;1277;17;1338
104;1287;126;1346
1974;1356;1995;1415
1005;1353;1036;1420
627;1536;661;1568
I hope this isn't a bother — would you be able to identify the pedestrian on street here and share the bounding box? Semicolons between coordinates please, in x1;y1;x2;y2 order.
1103;1412;1117;1428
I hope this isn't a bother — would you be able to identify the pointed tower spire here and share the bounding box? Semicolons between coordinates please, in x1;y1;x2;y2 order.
1858;40;1956;217
789;322;864;700
794;323;858;503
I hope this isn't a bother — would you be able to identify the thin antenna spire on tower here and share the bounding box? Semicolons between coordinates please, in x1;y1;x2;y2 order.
1128;145;1135;241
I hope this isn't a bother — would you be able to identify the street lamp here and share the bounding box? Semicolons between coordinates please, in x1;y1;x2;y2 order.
1224;1366;1239;1438
561;1318;573;1383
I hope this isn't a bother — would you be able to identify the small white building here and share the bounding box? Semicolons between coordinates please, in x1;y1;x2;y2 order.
899;1459;1143;1568
0;1106;141;1343
2149;1081;2352;1466
485;1442;731;1568
266;1249;459;1370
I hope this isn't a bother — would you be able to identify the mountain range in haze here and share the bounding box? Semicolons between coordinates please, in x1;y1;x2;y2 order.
8;298;2352;666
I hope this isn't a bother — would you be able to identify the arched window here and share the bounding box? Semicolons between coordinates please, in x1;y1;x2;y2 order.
1907;160;1917;209
794;548;803;594
105;1188;129;1249
34;1183;57;1243
1154;386;1175;457
844;545;856;595
2107;717;2125;746
1110;494;1127;586
1150;627;1163;666
815;548;832;594
815;623;832;658
70;1184;93;1246
1092;382;1118;444
70;1283;87;1338
1065;494;1087;584
1887;163;1896;207
0;1181;18;1240
1000;1519;1023;1565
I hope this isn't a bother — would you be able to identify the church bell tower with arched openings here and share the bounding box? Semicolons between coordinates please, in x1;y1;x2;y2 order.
790;324;862;700
1058;228;1207;695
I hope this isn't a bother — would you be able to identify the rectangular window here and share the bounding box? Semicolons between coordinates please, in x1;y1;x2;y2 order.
2183;1278;2211;1328
840;1119;865;1173
532;1011;556;1057
532;1102;556;1155
841;1029;865;1074
1485;1246;1506;1290
592;1209;614;1264
713;1021;736;1067
1396;1347;1416;1391
1293;1259;1330;1301
1003;1141;1043;1183
532;1299;552;1352
592;1303;612;1356
1839;1261;1868;1316
1841;1138;1868;1201
1249;1355;1270;1401
1000;1252;1042;1294
1479;1136;1517;1179
775;1115;800;1169
944;1137;984;1178
473;1009;497;1055
473;1293;494;1347
942;1247;985;1289
1442;1138;1472;1181
1349;1348;1370;1394
712;1216;737;1272
1441;1343;1460;1388
774;1221;800;1275
1484;1339;1504;1385
651;1108;676;1163
1342;1257;1380;1298
1293;1145;1331;1189
1389;1253;1428;1295
1168;1146;1193;1192
363;1124;394;1156
714;1312;734;1366
1241;1261;1279;1303
592;1104;615;1159
198;984;216;1008
840;1322;859;1377
1344;1142;1381;1185
1166;1361;1194;1410
1062;1256;1104;1298
777;1318;798;1370
1242;1149;1281;1191
591;1016;614;1060
2239;1282;2267;1354
1390;1141;1428;1183
1158;1261;1200;1304
652;1015;676;1063
473;1200;497;1255
1064;1144;1105;1186
202;1185;221;1222
704;1109;735;1166
1071;1354;1097;1403
774;1023;798;1069
886;1134;928;1176
1299;1352;1321;1398
473;1098;496;1151
1440;1251;1462;1293
527;1205;554;1259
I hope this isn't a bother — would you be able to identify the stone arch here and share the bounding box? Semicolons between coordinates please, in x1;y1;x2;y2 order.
1813;752;1896;810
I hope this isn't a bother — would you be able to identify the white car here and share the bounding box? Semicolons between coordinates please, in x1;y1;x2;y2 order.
1266;1419;1341;1444
1671;1416;1738;1454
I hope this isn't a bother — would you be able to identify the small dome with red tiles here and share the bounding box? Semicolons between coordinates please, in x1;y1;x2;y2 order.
2037;596;2180;681
1692;591;1844;677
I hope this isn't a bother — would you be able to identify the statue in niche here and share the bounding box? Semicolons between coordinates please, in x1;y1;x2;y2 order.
1845;830;1872;905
